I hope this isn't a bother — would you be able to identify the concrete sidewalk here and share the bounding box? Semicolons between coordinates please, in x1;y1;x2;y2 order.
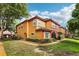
0;42;6;56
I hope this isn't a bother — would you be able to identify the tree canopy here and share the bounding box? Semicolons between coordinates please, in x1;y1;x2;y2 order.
67;3;79;36
0;3;28;31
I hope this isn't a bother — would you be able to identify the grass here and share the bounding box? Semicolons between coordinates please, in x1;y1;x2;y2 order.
3;38;79;56
64;38;79;43
3;40;44;56
46;38;79;55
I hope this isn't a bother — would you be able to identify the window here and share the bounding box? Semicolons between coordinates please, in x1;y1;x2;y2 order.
33;20;37;26
18;26;23;29
19;27;20;29
44;32;50;38
31;33;34;35
24;33;27;36
21;26;23;28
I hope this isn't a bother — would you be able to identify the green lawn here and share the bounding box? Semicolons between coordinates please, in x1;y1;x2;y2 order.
64;38;79;43
3;40;44;56
46;38;79;55
3;38;79;56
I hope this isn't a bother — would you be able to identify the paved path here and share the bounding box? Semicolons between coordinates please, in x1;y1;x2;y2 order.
0;42;6;56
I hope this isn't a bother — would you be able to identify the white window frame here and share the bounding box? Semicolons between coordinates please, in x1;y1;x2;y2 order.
44;32;50;39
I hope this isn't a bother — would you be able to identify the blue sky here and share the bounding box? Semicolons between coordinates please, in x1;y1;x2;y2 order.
27;3;75;27
28;3;73;12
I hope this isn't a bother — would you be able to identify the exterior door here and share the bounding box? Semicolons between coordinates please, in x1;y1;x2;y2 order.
51;32;56;39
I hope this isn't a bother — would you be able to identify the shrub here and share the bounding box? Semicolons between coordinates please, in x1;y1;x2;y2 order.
52;38;57;42
12;35;22;40
39;39;51;43
2;38;11;41
2;35;12;41
31;39;39;42
26;38;51;43
26;38;39;42
57;35;61;40
57;32;63;40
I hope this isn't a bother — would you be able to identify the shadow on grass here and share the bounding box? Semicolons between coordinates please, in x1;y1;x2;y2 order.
45;40;79;56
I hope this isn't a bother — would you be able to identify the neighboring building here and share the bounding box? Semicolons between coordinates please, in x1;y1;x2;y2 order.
16;16;66;39
65;29;71;37
0;27;15;39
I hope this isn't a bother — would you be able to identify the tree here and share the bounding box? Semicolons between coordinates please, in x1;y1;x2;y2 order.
67;3;79;37
0;3;28;31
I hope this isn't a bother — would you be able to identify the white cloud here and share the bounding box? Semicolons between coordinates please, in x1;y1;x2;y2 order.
29;10;40;16
41;11;49;16
29;4;75;27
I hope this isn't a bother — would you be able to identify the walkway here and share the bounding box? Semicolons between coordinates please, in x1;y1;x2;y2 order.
0;42;6;56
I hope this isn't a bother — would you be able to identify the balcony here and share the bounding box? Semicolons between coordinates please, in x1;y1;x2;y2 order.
36;26;51;32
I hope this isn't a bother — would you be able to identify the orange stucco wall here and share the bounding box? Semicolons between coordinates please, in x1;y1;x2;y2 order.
16;21;28;38
59;28;65;34
45;21;52;29
16;19;45;39
28;20;45;39
36;31;44;39
59;27;65;38
28;20;36;38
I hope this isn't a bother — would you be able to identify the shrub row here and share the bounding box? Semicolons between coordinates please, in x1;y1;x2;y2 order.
12;35;22;40
26;38;51;43
2;35;22;41
25;36;62;43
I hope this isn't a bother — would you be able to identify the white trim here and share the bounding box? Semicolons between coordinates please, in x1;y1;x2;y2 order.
44;32;45;39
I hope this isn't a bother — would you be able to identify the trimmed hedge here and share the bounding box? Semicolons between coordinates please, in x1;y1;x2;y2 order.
12;35;22;40
40;39;51;43
26;38;51;43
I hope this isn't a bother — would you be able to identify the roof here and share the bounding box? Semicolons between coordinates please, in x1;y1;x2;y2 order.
3;30;11;35
16;16;61;27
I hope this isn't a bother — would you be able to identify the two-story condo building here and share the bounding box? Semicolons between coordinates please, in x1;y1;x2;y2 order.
16;16;65;39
